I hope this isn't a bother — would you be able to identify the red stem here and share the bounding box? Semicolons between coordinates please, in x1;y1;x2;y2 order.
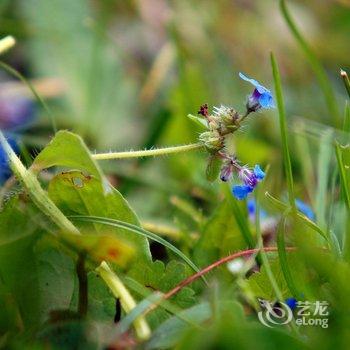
160;246;296;304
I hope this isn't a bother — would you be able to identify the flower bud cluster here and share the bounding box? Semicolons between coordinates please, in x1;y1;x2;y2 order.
192;72;275;200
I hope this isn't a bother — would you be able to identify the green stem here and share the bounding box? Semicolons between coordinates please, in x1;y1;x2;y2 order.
255;194;283;302
335;142;350;211
92;143;203;160
271;52;296;213
96;261;151;341
0;130;79;235
280;0;339;125
341;69;350;99
0;61;57;133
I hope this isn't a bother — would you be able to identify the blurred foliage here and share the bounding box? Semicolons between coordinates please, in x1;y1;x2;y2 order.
0;0;350;349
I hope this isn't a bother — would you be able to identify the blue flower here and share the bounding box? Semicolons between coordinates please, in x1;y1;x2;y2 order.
239;72;275;111
285;297;297;311
232;185;253;200
0;136;19;184
233;164;265;200
295;199;315;221
253;164;265;180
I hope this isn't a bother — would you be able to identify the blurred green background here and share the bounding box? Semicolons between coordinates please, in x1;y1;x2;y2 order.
0;0;349;231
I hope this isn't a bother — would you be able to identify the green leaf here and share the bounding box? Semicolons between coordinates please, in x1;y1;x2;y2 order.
0;229;75;329
148;301;245;350
32;130;103;180
48;171;152;264
128;260;196;328
146;302;211;350
187;114;208;129
193;199;248;267
71;215;204;280
129;260;196;307
246;256;289;301
38;320;98;349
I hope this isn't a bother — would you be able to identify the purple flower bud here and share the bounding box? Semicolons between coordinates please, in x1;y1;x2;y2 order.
232;164;265;200
220;163;233;182
238;166;258;188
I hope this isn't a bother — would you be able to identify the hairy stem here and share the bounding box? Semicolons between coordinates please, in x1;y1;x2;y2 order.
92;143;203;160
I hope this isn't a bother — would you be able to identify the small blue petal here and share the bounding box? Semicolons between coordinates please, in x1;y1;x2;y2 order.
285;297;297;311
295;199;315;221
239;72;260;88
232;185;253;200
253;165;265;180
239;72;271;94
239;72;275;110
258;92;275;109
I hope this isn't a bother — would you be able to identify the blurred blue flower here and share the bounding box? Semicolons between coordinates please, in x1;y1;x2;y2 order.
0;136;19;184
232;164;265;200
247;199;268;220
295;199;315;221
239;72;275;111
0;95;36;130
285;297;297;311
